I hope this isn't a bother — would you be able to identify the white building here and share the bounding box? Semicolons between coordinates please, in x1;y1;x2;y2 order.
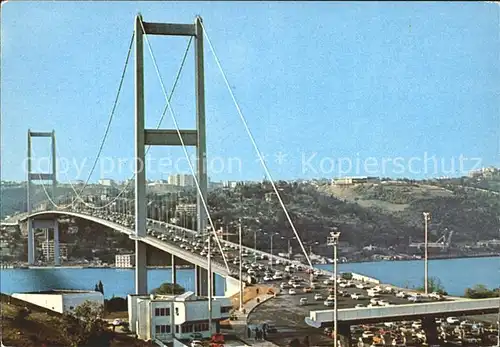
98;178;115;186
176;203;197;215
41;241;68;261
0;239;11;257
128;292;232;343
168;174;195;187
115;253;135;268
12;290;104;314
331;176;379;186
222;181;238;188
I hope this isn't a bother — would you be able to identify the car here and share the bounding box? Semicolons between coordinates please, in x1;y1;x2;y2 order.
263;322;277;333
351;293;365;300
288;288;297;295
356;283;368;289
263;275;273;281
292;283;302;289
446;317;460;324
299;298;308;306
411;321;422;330
190;340;203;347
303;287;312;293
362;331;374;339
280;282;290;289
314;293;324;301
323;299;334;307
408;296;420;303
378;300;390;306
370;298;380;305
395;291;407;298
355;304;364;308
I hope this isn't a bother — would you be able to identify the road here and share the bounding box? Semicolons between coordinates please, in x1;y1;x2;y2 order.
248;276;440;347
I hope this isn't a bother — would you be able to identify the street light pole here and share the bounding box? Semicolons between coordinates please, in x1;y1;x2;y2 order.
254;229;257;263
207;226;213;335
327;228;341;347
423;212;431;295
239;219;243;312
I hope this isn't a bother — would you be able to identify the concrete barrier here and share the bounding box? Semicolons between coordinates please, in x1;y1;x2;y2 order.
351;272;380;284
310;297;500;324
245;286;281;323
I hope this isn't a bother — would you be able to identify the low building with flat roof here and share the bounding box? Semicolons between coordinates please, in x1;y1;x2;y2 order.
12;289;104;314
128;291;232;343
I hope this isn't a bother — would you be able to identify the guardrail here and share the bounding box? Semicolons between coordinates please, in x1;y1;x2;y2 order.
310;298;500;324
351;272;380;284
22;206;380;284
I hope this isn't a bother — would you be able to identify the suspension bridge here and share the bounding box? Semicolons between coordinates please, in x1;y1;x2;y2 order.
4;14;319;297
3;14;499;346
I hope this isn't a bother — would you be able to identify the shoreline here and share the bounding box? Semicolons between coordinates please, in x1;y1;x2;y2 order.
0;265;196;270
1;253;498;269
327;252;500;265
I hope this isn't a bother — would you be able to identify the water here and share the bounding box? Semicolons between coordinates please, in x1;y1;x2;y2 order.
317;256;500;296
0;257;498;298
0;267;226;298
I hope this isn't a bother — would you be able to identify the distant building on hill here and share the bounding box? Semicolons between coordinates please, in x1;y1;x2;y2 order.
331;176;379;186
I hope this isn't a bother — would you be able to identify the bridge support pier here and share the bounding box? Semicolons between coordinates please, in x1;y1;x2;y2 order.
53;221;60;266
135;241;148;294
422;317;439;345
337;323;351;347
195;265;209;296
171;254;177;285
27;219;35;265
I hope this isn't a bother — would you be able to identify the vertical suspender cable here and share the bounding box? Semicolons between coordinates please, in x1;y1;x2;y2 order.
199;21;313;269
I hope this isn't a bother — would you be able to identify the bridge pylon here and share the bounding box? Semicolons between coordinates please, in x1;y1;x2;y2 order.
133;15;207;294
26;129;58;265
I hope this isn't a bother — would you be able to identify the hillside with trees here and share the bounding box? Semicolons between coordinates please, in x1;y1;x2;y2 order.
2;170;500;259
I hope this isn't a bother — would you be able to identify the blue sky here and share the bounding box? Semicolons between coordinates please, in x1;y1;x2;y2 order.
1;1;499;183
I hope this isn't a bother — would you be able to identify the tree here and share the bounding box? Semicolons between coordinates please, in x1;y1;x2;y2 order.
151;282;185;295
416;276;447;295
105;296;128;312
465;284;500;299
61;300;111;347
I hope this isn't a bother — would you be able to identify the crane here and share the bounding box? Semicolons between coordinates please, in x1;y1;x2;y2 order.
409;229;454;251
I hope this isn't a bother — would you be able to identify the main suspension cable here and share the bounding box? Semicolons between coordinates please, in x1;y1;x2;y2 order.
139;18;231;273
200;21;313;269
76;31;135;196
64;34;193;209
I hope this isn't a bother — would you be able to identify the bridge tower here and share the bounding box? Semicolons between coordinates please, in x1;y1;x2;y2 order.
133;15;208;294
27;130;59;265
